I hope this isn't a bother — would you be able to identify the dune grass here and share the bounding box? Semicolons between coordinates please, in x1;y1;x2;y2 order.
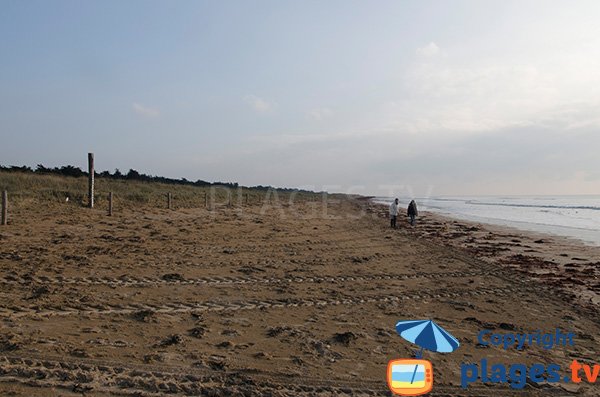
0;171;322;210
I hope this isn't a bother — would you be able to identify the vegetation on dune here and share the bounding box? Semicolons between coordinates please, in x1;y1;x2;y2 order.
0;164;322;209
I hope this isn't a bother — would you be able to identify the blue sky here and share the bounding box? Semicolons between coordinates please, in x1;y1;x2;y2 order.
2;0;600;196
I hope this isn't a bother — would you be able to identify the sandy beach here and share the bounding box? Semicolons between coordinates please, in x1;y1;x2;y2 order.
0;194;599;396
4;1;600;395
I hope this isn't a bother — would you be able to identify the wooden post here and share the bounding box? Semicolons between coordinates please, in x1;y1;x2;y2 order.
108;192;113;216
228;193;231;207
1;190;7;226
245;193;249;206
204;192;208;209
88;152;94;208
167;193;172;210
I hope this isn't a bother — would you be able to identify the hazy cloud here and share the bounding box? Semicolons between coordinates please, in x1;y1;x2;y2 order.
379;59;600;135
132;103;160;118
307;107;333;121
244;95;272;113
416;42;440;57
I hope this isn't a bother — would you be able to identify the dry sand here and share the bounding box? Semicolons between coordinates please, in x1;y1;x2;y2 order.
0;196;599;396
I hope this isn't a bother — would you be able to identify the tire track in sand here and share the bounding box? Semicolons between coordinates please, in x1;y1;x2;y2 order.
0;286;510;318
0;354;555;396
0;270;486;287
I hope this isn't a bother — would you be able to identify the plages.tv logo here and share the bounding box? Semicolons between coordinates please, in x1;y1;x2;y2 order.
387;319;460;396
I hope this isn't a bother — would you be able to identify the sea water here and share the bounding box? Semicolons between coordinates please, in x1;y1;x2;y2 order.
373;196;600;246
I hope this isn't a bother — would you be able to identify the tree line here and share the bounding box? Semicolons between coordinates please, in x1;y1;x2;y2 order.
0;164;315;193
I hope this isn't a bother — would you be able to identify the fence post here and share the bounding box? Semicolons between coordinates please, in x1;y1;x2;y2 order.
1;190;7;225
167;193;172;210
245;193;249;206
88;152;94;208
108;192;113;216
204;192;208;209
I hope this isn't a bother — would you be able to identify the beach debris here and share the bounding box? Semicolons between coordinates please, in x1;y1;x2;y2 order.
0;252;21;261
206;355;227;370
143;353;165;363
216;341;234;349
160;334;183;347
81;327;101;334
464;317;518;332
238;265;265;275
221;329;239;336
350;256;370;264
189;326;207;339
99;234;122;242
498;322;516;331
161;273;184;282
578;332;595;341
266;326;293;337
291;356;305;366
307;339;341;359
331;332;358;346
27;284;51;300
502;254;555;269
376;328;393;338
87;338;132;348
132;309;157;323
253;351;271;360
72;384;93;393
0;334;21;352
62;254;89;262
70;348;89;358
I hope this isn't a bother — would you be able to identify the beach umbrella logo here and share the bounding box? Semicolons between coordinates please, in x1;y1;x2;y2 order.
387;319;460;396
395;319;460;356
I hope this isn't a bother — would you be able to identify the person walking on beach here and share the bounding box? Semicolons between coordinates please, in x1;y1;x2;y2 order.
407;199;418;226
390;198;400;229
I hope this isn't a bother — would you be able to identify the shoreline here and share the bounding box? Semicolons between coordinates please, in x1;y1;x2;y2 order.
368;200;600;311
424;211;600;248
370;197;600;247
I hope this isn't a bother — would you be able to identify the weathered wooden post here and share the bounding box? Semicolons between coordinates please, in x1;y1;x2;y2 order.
108;192;113;216
204;192;208;209
245;193;249;206
88;152;94;208
1;190;7;225
167;193;172;210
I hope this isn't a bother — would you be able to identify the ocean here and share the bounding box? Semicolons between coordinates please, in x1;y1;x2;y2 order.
373;195;600;246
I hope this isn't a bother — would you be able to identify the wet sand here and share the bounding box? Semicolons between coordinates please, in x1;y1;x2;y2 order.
0;196;599;396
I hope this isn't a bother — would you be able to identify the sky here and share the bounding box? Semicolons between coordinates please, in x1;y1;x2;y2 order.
1;0;600;196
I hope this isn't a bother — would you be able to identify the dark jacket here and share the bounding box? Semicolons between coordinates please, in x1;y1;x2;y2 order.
407;200;418;216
